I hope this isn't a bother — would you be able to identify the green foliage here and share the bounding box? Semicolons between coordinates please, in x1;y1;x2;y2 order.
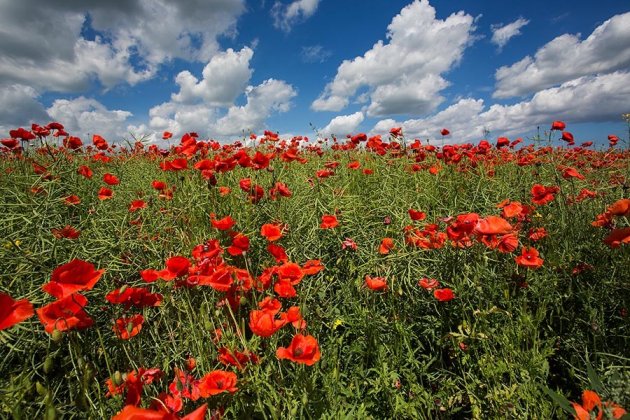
0;142;629;419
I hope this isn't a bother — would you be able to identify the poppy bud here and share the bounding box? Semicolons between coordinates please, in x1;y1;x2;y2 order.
43;356;54;374
112;371;123;386
36;382;48;396
45;405;57;420
51;329;63;342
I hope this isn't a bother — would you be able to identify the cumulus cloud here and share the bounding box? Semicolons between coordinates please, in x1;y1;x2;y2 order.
311;0;475;117
320;112;364;136
47;97;134;141
271;0;320;32
172;47;254;106
491;17;529;50
212;79;297;136
145;77;296;140
0;0;246;93
494;12;630;98
374;71;630;143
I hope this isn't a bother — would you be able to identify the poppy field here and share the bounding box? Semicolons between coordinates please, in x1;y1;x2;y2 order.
0;123;629;419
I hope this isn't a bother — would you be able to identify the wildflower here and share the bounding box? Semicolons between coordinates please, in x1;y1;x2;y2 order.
515;247;544;268
320;214;339;229
433;288;455;302
0;292;34;331
276;334;321;366
42;259;104;299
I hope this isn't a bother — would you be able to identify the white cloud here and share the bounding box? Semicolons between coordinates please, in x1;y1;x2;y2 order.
321;111;364;136
491;17;529;50
311;0;475;117
144;77;297;139
272;0;320;32
494;12;630;98
301;45;332;63
375;71;630;143
47;97;133;141
212;79;297;136
0;0;246;92
172;47;254;106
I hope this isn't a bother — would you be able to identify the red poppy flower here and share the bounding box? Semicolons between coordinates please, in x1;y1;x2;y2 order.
320;215;338;229
608;134;619;146
112;403;207;420
551;121;566;130
98;187;113;200
418;278;440;290
500;201;524;219
274;278;297;297
268;243;288;263
515;247;544;268
347;161;361;169
227;233;250;256
608;199;630;217
103;173;120;185
276;333;321;366
197;370;238;397
218;186;231;196
159;256;190;281
106;287;163;309
77;165;93;179
218;347;259;369
440;128;450;136
51;225;80;239
249;309;286;337
0;292;34;331
561;131;574;143
603;228;630;248
390;127;403;137
210;214;236;231
129;200;147;212
562;167;585;180
92;134;109;150
162;131;173;140
152;180;167;191
302;260;324;275
1;138;19;149
378;238;395;254
113;314;144;340
64;195;81;205
365;275;387;291
408;209;426;221
528;227;547;241
433;288;455;302
140;269;160;283
531;184;559;206
63;136;83;149
42;259;105;299
261;223;283;241
36;293;94;334
496;137;510;148
258;296;282;314
475;216;513;236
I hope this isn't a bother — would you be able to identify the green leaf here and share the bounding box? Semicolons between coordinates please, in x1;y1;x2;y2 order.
540;385;574;414
586;360;605;394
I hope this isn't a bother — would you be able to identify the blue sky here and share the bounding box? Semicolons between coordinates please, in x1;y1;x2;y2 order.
1;0;629;144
